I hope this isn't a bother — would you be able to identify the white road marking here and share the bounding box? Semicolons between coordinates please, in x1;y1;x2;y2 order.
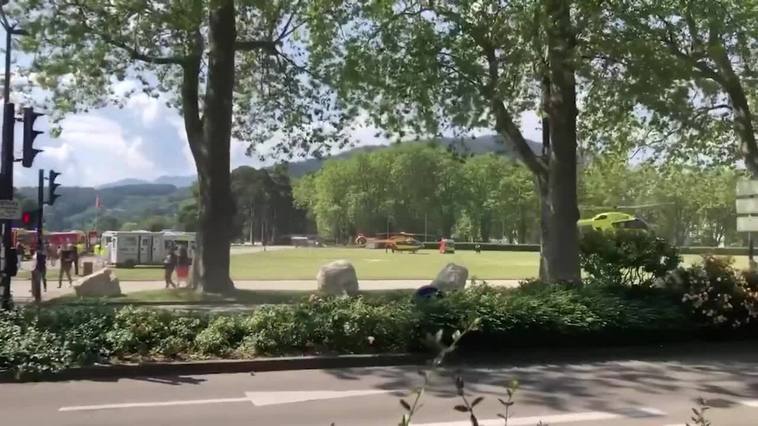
245;390;392;406
413;407;667;426
740;399;758;407
59;389;393;412
59;397;249;412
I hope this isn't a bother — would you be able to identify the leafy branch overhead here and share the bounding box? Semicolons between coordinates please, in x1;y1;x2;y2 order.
14;0;354;159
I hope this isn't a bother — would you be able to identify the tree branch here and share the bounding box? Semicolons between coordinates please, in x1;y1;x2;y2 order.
100;34;187;64
234;39;279;53
476;39;547;176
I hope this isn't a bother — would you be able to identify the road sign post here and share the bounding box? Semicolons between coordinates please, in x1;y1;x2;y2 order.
736;180;758;270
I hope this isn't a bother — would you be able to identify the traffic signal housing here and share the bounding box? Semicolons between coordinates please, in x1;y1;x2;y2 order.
19;209;39;230
22;107;43;168
47;170;61;206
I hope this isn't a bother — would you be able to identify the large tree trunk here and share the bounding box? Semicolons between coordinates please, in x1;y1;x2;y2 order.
725;80;758;176
188;0;237;293
540;0;581;283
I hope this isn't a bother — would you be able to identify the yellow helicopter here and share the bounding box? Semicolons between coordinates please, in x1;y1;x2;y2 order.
577;211;650;232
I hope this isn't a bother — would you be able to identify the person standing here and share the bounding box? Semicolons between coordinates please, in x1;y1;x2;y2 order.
34;247;48;292
72;243;80;276
163;248;177;289
48;244;57;267
175;246;190;287
58;245;74;288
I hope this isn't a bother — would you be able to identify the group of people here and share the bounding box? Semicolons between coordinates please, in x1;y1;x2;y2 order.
163;245;191;288
27;242;80;293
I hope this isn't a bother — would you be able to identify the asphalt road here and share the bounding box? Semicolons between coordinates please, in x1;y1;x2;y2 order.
3;343;758;426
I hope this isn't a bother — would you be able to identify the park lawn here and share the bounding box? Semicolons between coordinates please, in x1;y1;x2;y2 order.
28;249;752;282
46;287;414;306
229;248;539;280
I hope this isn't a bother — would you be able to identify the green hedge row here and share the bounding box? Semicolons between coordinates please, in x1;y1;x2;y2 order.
420;242;749;255
4;283;754;378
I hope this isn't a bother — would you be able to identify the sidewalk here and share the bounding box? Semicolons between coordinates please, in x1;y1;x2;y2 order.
8;279;521;303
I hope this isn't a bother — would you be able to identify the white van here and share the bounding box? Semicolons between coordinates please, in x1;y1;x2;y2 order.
102;231;196;267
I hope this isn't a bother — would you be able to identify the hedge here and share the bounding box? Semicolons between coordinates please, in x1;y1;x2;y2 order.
420;242;750;256
3;282;755;379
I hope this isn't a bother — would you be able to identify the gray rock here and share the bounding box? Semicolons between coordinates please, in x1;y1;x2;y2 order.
317;260;359;296
74;268;122;298
431;263;469;291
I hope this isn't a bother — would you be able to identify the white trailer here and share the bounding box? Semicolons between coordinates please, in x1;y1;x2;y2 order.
101;231;195;267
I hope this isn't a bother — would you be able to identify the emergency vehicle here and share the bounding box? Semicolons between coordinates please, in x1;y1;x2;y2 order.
101;230;196;267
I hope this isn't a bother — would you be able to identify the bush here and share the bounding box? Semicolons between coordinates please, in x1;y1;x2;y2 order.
0;310;69;378
580;229;680;287
195;315;247;356
414;284;692;352
105;307;176;357
664;255;758;329
1;281;752;377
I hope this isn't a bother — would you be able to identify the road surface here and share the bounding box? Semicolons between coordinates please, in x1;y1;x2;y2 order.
2;343;758;425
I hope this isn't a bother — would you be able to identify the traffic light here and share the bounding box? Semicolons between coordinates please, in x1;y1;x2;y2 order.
19;209;39;230
47;169;61;206
22;107;43;168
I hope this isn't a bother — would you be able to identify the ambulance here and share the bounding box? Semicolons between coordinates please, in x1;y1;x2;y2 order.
101;231;196;267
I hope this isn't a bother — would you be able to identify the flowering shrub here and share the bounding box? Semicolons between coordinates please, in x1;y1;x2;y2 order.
664;255;758;328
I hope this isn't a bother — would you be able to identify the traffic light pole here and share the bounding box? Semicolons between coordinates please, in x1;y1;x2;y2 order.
36;169;43;246
0;103;13;308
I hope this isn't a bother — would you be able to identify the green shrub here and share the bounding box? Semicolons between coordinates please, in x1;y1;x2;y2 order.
580;229;680;287
0;310;69;378
0;281;744;377
664;255;758;329
157;315;208;358
242;297;417;356
194;315;247;356
106;307;175;356
35;306;117;365
415;284;692;352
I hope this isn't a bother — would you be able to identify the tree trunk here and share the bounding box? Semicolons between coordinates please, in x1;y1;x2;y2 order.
707;34;758;176
726;80;758;177
540;0;581;283
188;0;237;293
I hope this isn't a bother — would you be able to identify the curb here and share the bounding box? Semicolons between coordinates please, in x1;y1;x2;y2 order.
1;353;429;383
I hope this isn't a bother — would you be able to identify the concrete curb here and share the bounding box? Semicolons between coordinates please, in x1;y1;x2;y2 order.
1;353;429;383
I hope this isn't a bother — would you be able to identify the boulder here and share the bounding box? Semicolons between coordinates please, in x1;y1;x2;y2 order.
317;260;359;296
431;263;469;292
74;268;122;298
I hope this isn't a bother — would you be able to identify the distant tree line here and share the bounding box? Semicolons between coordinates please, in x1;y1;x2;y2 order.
293;145;742;247
177;166;308;243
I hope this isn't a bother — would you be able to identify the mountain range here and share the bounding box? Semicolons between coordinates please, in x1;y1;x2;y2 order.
97;175;197;189
95;134;541;187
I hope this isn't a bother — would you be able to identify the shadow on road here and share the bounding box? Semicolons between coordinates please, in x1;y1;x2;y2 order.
322;341;758;414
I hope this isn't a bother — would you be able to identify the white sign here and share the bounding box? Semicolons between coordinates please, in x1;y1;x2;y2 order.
737;180;758;197
737;198;758;214
0;200;21;220
737;216;758;232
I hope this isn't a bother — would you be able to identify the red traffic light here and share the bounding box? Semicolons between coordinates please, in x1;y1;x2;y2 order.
21;211;31;225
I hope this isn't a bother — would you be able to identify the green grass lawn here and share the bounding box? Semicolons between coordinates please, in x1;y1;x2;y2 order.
46;287;414;306
29;248;753;282
229;248;539;280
